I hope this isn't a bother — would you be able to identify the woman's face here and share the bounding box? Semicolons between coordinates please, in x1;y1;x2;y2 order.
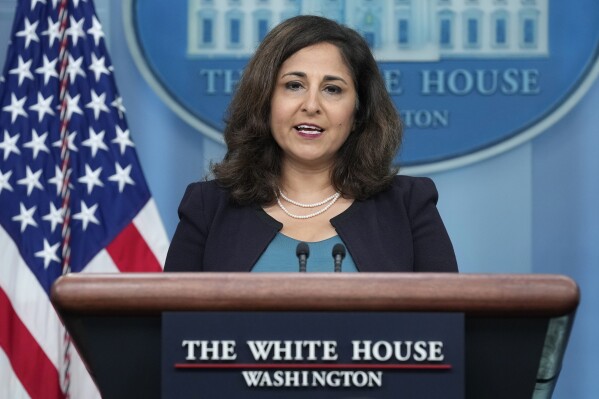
270;42;357;170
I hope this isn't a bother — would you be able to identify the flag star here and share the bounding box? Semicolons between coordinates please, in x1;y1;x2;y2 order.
23;129;50;159
78;164;104;194
63;93;84;120
108;162;135;192
0;130;21;160
35;55;59;85
52;131;78;152
85;90;109;120
9;56;34;86
31;0;47;11
35;239;61;269
2;93;28;123
82;128;109;157
29;93;55;122
112;126;135;154
15;18;40;48
42;202;64;233
73;201;100;231
66;55;86;84
42;17;61;46
87;16;105;46
0;169;14;194
17;166;44;196
66;16;85;46
111;96;126;118
48;165;73;195
12;202;38;232
89;53;110;81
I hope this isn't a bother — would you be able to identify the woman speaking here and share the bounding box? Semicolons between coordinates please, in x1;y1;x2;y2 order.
164;15;457;273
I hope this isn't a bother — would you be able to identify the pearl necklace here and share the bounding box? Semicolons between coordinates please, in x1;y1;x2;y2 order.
278;190;340;208
276;190;341;219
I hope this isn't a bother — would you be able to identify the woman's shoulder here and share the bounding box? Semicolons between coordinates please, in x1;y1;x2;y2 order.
184;179;224;194
385;175;438;200
178;179;231;211
349;175;439;218
185;179;229;195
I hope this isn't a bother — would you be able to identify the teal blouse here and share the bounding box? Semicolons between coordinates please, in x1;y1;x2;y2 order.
252;233;358;272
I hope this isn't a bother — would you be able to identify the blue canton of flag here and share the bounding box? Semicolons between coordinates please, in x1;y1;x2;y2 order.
0;1;169;398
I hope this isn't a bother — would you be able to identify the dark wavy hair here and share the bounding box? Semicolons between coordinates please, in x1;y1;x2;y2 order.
212;15;402;205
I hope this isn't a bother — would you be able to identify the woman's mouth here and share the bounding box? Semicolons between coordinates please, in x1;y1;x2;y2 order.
295;124;324;138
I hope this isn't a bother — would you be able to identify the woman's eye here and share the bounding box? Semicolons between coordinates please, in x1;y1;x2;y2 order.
285;81;303;91
324;85;342;94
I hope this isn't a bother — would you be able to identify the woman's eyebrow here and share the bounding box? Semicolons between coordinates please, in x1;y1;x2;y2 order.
323;75;348;85
281;71;306;79
281;71;348;85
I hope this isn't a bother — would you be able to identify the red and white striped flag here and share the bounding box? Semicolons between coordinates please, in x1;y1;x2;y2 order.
0;0;169;397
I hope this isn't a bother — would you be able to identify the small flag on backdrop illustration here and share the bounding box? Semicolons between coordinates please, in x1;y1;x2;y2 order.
0;0;169;397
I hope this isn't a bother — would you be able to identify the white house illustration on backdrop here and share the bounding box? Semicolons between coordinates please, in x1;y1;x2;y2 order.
187;0;548;61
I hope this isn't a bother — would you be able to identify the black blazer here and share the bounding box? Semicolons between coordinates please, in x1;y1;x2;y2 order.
165;176;458;272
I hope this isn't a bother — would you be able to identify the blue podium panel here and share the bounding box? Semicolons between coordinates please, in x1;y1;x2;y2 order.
162;312;464;399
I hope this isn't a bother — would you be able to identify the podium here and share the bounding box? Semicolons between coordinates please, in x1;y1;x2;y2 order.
51;273;579;399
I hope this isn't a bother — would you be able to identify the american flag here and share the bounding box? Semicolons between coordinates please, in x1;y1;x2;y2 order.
0;0;169;398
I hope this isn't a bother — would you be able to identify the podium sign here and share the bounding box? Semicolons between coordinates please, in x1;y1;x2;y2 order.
50;273;579;399
162;312;464;398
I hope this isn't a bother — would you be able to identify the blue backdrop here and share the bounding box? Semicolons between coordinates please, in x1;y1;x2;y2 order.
1;1;597;397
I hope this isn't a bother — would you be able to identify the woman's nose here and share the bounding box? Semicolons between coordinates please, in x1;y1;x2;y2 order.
301;89;321;114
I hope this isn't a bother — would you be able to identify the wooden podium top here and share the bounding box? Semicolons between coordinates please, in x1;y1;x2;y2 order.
51;272;579;317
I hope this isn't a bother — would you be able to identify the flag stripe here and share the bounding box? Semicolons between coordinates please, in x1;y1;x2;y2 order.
0;225;61;369
133;198;169;267
0;347;31;399
0;288;64;399
81;248;120;274
106;221;162;272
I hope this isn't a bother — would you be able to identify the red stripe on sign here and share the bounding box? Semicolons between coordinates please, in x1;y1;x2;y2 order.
175;363;452;370
0;288;65;399
106;223;162;272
